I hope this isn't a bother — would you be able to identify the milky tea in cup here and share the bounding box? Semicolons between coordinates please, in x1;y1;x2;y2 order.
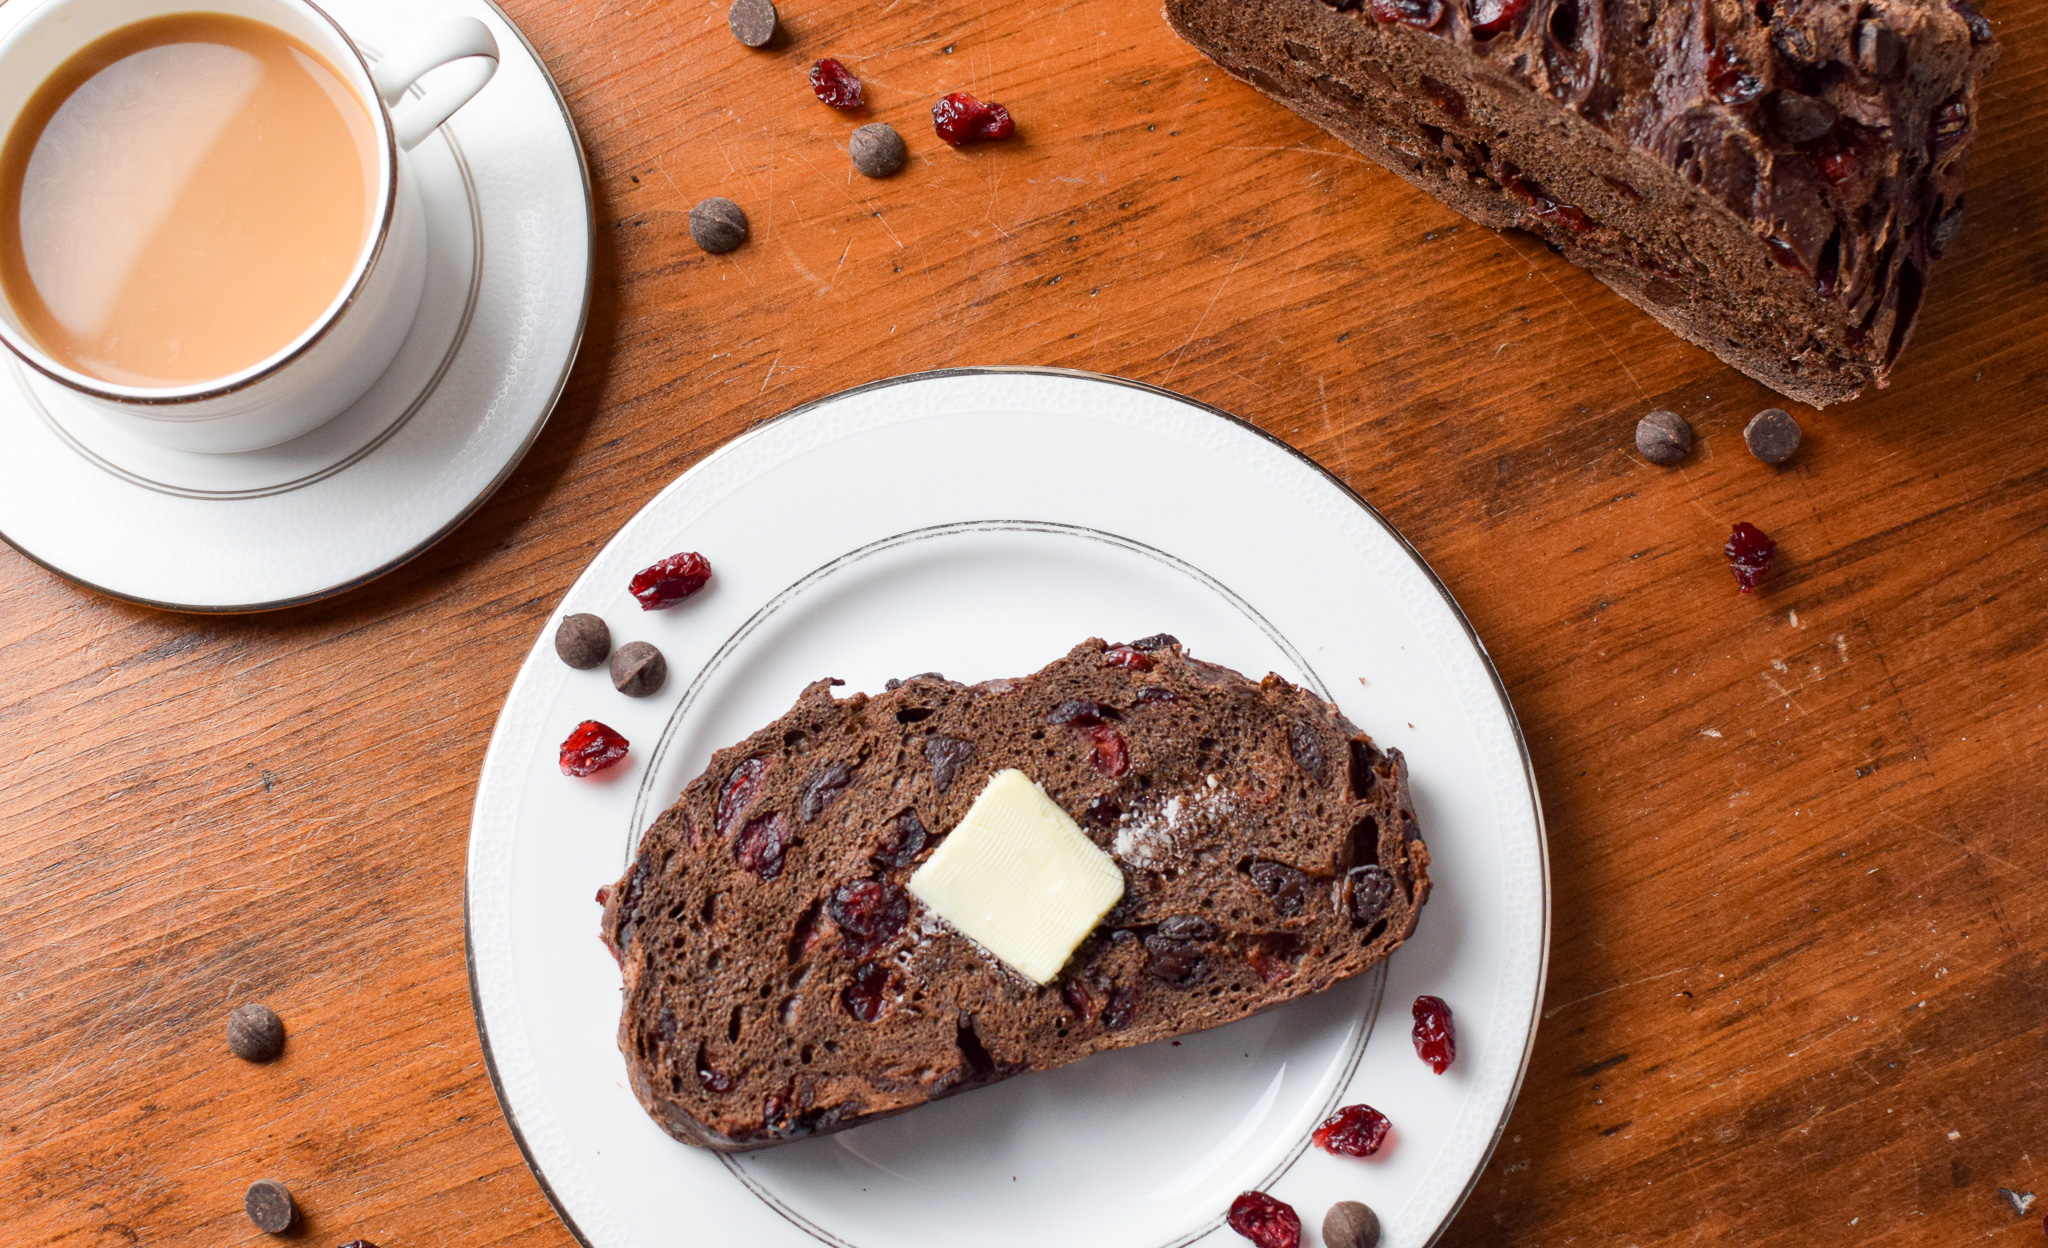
0;12;378;387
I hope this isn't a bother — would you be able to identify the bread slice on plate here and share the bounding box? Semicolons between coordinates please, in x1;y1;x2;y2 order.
1162;0;1998;406
599;636;1429;1150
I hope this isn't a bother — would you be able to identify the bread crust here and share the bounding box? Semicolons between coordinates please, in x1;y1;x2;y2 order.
1162;0;1998;406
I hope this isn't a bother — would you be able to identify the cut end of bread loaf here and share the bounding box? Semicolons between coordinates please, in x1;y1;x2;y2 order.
1163;0;1998;407
600;637;1428;1151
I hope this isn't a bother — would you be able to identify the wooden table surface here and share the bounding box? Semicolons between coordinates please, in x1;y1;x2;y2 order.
5;0;2044;1244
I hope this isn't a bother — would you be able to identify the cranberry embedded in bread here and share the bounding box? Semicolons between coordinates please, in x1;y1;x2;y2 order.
599;637;1429;1150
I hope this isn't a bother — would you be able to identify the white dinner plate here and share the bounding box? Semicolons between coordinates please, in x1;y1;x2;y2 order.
467;368;1548;1248
0;0;591;612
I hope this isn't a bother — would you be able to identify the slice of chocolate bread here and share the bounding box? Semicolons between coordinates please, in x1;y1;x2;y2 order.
599;637;1428;1150
1163;0;1998;406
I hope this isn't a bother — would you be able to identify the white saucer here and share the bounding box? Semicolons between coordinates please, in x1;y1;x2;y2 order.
468;370;1549;1248
0;0;592;612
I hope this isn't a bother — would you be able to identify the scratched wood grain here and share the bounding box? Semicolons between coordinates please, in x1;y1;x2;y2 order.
3;0;2043;1243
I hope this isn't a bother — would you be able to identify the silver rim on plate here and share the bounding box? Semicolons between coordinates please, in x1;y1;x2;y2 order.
466;366;1550;1248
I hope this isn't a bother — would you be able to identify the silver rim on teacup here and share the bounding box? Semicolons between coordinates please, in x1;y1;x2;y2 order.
0;0;499;452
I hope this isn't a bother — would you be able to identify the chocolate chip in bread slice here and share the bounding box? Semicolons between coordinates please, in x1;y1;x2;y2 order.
599;636;1429;1150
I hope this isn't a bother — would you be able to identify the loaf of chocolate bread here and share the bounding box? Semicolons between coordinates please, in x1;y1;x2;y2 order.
599;637;1429;1150
1164;0;1998;406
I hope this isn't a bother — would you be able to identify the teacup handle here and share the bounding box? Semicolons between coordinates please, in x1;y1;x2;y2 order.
372;17;500;151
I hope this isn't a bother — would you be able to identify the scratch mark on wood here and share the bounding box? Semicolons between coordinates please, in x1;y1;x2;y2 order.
1164;235;1257;385
1544;966;1693;1019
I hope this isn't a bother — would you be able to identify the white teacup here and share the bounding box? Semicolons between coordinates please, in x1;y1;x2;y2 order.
0;0;498;453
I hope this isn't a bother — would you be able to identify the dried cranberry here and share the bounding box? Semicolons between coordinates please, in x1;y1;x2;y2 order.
1466;0;1526;34
1248;937;1300;983
1227;1191;1302;1248
1046;698;1116;727
1248;951;1290;983
809;58;864;109
1084;795;1122;826
1413;994;1456;1073
717;757;767;840
828;879;910;957
1102;645;1153;670
735;812;791;880
1250;860;1311;916
1102;985;1141;1029
1726;522;1777;593
842;961;894;1021
595;885;611;905
931;92;1015;145
1930;94;1970;149
1765;236;1807;274
1707;48;1765;105
763;1081;795;1131
559;721;629;776
1368;0;1442;27
628;551;712;610
1533;199;1596;232
1312;1103;1391;1157
1062;982;1099;1021
1818;147;1866;185
1088;724;1129;777
873;808;928;867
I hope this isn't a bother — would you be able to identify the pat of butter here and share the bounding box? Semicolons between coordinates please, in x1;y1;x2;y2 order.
908;769;1126;985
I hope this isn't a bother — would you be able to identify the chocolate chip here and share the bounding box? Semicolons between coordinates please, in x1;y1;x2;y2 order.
1959;6;1994;45
226;1003;285;1062
1129;632;1179;651
1634;410;1693;465
1251;859;1311;916
1343;865;1395;925
243;1180;297;1233
1743;408;1802;464
924;736;975;792
1855;21;1904;79
689;197;750;253
1142;933;1207;982
1767;91;1836;144
1323;1200;1381;1248
726;0;777;47
848;123;907;178
554;613;610;669
798;761;854;821
610;640;667;697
